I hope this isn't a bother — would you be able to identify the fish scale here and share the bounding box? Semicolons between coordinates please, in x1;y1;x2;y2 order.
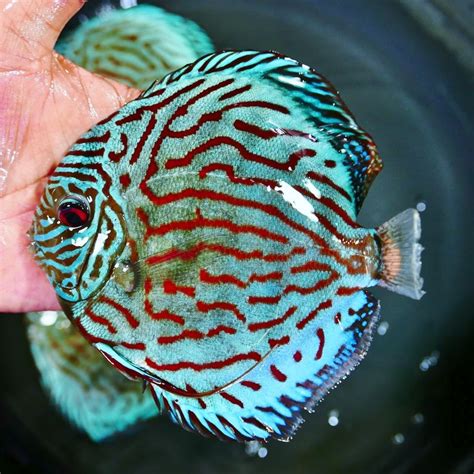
31;49;424;442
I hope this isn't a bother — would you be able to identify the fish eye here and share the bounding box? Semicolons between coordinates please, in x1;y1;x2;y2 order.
57;195;90;229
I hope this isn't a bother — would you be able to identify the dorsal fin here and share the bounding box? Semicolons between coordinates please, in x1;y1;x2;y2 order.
143;50;383;212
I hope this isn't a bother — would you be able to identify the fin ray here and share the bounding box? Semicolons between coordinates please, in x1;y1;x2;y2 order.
147;290;380;442
26;312;157;441
145;49;383;213
377;208;425;299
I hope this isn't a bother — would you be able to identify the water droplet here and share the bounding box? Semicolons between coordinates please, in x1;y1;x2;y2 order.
377;321;390;336
392;433;405;445
112;261;137;293
39;311;58;326
304;178;322;199
71;236;89;247
328;409;340;427
275;180;318;223
277;75;305;88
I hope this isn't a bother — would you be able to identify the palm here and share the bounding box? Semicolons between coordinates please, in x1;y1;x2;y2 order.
0;0;139;312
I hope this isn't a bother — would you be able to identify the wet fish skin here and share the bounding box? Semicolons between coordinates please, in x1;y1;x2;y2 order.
30;50;423;442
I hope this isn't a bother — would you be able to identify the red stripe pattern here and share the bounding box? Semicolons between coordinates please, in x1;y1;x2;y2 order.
48;51;384;442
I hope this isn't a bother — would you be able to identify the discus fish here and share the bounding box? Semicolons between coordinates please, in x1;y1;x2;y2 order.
26;311;156;441
26;4;214;441
29;50;424;442
56;4;214;89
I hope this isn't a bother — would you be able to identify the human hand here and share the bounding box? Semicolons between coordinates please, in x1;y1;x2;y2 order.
0;0;140;312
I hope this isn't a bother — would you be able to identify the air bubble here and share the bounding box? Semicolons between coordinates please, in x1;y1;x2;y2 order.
392;433;405;445
377;321;389;336
245;441;261;456
328;409;340;427
411;413;424;424
257;447;268;459
419;350;440;372
416;201;427;212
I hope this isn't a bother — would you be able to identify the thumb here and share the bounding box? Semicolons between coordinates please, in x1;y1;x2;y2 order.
0;0;85;61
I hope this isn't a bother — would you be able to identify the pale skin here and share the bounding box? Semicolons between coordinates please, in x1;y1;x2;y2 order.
0;0;140;312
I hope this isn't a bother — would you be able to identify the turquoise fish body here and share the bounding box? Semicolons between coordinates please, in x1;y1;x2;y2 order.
27;4;214;441
30;50;423;442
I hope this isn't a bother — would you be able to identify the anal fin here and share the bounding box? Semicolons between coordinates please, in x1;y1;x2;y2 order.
151;290;381;442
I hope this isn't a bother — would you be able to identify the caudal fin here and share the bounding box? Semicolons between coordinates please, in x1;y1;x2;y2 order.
377;208;425;300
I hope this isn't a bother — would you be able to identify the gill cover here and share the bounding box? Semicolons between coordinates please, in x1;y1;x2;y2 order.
29;148;126;302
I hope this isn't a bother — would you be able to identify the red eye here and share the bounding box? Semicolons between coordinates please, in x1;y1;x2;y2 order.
57;196;90;228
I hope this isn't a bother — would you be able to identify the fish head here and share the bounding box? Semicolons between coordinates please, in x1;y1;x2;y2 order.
29;151;127;304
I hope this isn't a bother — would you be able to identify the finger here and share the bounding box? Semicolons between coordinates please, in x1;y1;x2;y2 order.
0;211;60;313
0;0;85;60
